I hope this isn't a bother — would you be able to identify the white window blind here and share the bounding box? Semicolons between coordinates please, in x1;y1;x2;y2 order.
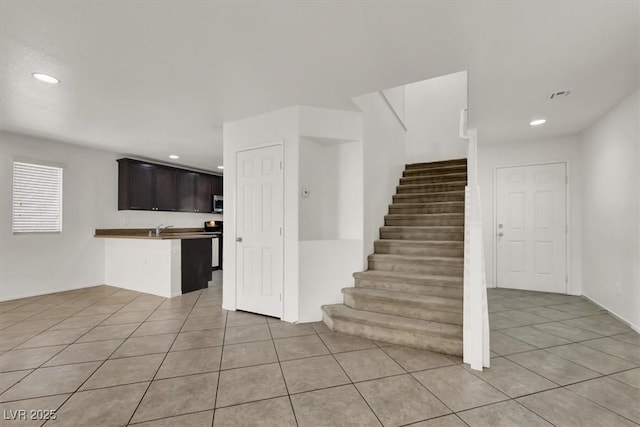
12;161;63;233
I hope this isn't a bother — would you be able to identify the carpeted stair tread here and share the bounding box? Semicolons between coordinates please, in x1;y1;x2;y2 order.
353;270;463;286
405;158;467;170
368;253;463;266
343;287;462;312
322;304;462;339
403;165;467;177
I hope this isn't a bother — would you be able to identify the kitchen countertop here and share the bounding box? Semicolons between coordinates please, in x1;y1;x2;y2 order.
95;228;222;240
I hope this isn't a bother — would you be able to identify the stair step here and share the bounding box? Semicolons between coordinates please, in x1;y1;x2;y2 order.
368;253;463;276
321;304;463;356
384;213;464;227
400;173;468;185
380;226;464;241
396;182;467;194
405;158;467;170
375;239;464;257
368;253;463;265
393;191;465;204
354;270;463;298
343;287;462;319
403;165;467;177
389;202;465;215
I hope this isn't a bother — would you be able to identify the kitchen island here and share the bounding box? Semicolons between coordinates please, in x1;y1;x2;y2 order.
95;228;221;298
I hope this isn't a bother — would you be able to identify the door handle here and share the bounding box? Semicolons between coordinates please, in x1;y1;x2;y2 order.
497;232;504;237
236;237;243;242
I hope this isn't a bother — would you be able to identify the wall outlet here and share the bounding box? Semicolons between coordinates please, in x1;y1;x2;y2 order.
301;188;310;198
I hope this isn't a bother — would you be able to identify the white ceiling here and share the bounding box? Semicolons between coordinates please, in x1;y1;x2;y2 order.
1;1;638;172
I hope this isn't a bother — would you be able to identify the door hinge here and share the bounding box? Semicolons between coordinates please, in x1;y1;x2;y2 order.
280;161;283;170
280;227;283;236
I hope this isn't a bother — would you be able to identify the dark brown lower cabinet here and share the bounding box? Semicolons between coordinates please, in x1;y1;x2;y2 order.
181;238;212;294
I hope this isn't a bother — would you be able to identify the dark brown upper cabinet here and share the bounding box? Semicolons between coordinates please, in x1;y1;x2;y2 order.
118;158;220;212
177;171;212;213
211;175;223;196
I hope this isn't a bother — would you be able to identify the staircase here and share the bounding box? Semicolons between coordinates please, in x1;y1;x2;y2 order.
322;158;466;356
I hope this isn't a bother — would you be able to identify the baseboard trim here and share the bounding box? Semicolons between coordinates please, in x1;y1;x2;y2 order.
0;283;105;302
581;293;640;333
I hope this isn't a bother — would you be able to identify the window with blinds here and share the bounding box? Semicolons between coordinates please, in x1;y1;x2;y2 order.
12;161;63;233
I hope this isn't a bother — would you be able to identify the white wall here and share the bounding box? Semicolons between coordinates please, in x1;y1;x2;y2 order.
0;131;220;301
404;71;468;164
477;135;583;295
381;86;406;125
222;107;300;321
352;92;407;263
581;89;639;330
223;105;364;323
299;137;362;240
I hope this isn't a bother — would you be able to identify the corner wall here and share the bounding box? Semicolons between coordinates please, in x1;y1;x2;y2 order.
222;107;300;321
0;131;220;301
477;135;583;295
352;92;407;263
404;71;468;164
581;89;639;330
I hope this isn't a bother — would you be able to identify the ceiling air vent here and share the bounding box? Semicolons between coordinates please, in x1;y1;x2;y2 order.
550;89;571;100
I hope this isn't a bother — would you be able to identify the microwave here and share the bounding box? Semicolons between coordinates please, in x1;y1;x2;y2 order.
212;195;223;213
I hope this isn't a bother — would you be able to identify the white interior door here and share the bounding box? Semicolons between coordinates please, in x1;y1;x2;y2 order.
496;163;567;293
236;144;284;317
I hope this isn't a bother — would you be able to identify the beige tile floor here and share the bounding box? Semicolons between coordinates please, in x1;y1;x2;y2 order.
0;274;639;426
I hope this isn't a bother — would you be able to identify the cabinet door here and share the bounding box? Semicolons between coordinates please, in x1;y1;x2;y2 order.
155;166;178;211
128;162;155;210
177;171;196;212
211;175;223;196
195;173;212;213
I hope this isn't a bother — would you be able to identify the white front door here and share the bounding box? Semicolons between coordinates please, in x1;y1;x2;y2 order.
236;144;284;317
496;163;567;293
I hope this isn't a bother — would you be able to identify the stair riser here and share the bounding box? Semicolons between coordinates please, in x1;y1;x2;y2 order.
322;314;462;356
374;244;464;257
343;293;463;324
406;160;467;170
393;194;464;203
389;205;465;214
400;175;468;185
384;217;464;227
396;184;467;194
369;261;463;276
380;231;464;241
355;279;463;299
403;166;467;177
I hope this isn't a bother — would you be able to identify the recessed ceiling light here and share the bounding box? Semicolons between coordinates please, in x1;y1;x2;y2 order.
217;165;224;170
32;73;60;84
530;119;546;126
169;154;179;159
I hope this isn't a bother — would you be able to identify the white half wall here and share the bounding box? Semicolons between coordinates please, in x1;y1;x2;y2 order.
299;239;363;323
477;135;583;295
104;238;181;298
352;92;407;264
0;131;220;301
404;71;468;164
581;89;639;330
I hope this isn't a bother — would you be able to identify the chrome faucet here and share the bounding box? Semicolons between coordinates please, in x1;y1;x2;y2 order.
155;224;173;237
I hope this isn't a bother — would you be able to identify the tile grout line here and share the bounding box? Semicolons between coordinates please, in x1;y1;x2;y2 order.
267;318;300;427
210;303;228;427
